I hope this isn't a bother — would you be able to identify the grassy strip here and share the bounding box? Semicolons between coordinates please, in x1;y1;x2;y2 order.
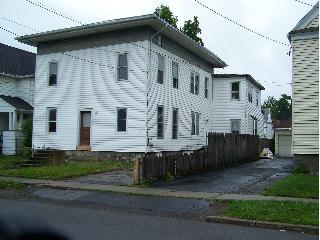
0;156;132;180
263;174;319;199
0;180;24;190
222;200;319;226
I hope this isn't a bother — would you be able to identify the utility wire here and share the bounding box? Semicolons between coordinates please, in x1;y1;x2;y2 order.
193;0;290;47
293;0;318;8
1;16;38;32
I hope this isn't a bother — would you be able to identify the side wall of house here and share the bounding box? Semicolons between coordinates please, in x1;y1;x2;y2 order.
212;77;246;134
0;76;34;105
147;41;214;152
291;34;319;155
33;40;149;152
245;80;264;137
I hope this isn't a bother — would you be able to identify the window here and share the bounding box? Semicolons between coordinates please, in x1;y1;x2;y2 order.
248;87;253;103
48;108;57;133
231;119;241;134
172;108;178;139
157;55;165;84
157;35;162;46
190;72;199;95
157;106;164;139
172;62;179;89
117;108;127;132
231;82;240;100
117;53;128;80
191;112;200;135
256;92;259;106
49;62;58;86
204;77;208;98
252;117;258;135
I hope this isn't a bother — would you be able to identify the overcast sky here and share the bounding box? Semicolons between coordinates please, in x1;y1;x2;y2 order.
1;0;317;100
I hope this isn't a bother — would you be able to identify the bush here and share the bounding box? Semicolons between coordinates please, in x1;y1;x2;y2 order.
293;165;310;174
21;117;32;156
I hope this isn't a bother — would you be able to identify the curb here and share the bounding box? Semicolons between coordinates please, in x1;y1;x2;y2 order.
205;216;319;235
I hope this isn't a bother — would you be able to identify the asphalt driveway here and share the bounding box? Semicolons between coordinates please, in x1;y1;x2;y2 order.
152;158;296;194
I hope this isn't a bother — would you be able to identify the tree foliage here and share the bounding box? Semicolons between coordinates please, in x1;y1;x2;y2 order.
154;5;178;28
180;16;204;46
154;5;204;46
262;94;292;120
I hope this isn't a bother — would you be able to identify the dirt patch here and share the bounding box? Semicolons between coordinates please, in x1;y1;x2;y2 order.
201;201;229;219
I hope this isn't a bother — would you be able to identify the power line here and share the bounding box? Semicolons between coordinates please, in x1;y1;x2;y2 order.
293;0;318;8
193;0;290;47
1;16;38;32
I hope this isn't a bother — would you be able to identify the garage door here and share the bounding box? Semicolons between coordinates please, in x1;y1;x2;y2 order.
278;135;293;158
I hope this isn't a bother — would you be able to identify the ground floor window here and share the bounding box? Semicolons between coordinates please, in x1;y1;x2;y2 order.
117;108;127;132
47;108;57;133
157;106;164;139
191;112;200;135
172;108;178;139
231;119;241;134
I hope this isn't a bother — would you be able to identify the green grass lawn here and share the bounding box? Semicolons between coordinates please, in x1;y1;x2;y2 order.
0;155;132;180
222;200;319;226
263;174;319;199
0;179;24;190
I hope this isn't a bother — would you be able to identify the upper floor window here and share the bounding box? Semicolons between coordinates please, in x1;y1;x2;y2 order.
256;92;259;106
231;119;241;134
231;82;240;100
172;62;179;89
248;87;253;103
190;72;199;95
157;106;164;139
157;55;165;84
49;62;58;86
117;108;127;132
172;108;178;139
157;35;162;46
204;77;208;98
191;112;200;135
47;108;57;133
117;53;128;81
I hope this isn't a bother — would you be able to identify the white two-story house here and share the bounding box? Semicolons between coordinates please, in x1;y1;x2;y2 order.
17;14;228;153
212;74;265;137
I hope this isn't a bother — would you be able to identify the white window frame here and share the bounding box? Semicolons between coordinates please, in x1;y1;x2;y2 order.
172;108;179;139
172;61;179;89
47;107;57;134
231;82;240;100
157;55;165;84
190;72;200;95
191;112;200;136
48;61;58;86
231;119;241;134
116;107;128;133
117;53;128;81
157;105;164;139
204;77;208;98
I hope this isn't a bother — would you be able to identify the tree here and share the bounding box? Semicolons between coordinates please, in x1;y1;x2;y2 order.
180;16;204;46
262;94;292;120
154;5;178;28
154;5;204;46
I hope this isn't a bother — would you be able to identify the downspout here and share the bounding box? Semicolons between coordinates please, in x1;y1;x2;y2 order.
145;22;168;153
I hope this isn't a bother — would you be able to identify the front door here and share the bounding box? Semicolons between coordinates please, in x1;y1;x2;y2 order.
79;111;91;146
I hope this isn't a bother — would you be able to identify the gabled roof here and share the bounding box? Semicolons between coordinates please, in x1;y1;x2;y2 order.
0;95;33;110
0;43;36;77
16;14;227;68
213;74;265;90
289;2;319;34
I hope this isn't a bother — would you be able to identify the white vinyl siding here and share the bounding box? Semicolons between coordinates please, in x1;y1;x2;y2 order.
291;37;319;154
33;40;148;152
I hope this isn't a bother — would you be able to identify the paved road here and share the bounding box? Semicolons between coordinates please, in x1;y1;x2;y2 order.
152;158;295;194
0;196;316;240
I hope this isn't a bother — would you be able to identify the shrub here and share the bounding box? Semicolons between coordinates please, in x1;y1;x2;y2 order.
21;117;32;156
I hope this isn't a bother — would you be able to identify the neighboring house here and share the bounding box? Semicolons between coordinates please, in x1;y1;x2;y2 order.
288;3;319;168
274;112;293;158
0;43;35;155
17;14;228;153
212;74;265;137
262;108;273;139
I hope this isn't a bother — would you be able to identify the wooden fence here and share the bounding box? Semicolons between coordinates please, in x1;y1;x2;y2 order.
138;133;268;182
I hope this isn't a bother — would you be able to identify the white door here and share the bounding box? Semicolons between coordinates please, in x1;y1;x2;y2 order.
278;134;293;158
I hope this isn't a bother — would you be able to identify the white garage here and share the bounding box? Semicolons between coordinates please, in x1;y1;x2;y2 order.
275;128;293;158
